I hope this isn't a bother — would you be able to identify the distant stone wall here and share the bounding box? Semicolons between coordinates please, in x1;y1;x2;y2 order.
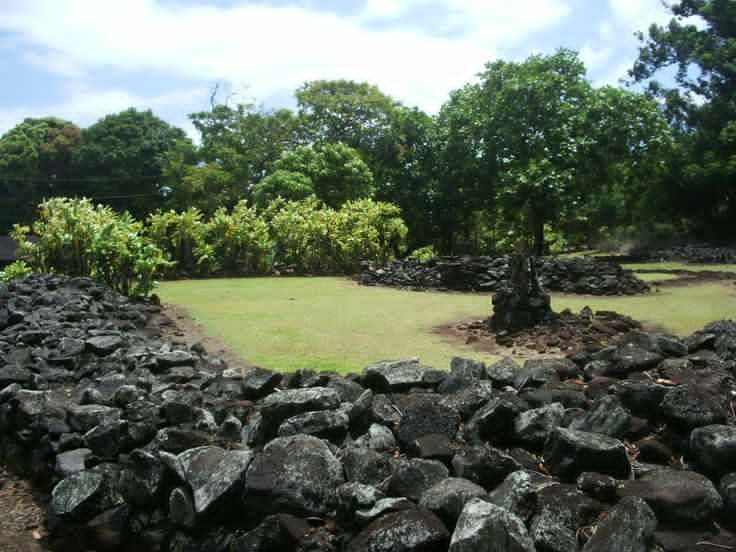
1;275;735;551
360;256;651;295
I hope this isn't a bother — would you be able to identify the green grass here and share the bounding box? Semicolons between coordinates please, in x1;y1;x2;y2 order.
634;272;679;282
158;277;736;373
622;261;736;272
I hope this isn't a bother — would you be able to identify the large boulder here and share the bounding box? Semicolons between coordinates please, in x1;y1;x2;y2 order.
449;498;535;552
260;387;340;437
362;359;434;392
582;496;657;552
162;446;253;515
348;509;450;552
543;427;630;479
244;434;344;516
419;477;488;527
689;424;736;476
618;468;723;525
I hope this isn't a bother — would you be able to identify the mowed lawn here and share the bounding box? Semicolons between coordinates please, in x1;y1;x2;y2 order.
158;276;736;373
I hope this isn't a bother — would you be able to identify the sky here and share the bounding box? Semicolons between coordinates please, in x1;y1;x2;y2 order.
0;0;674;138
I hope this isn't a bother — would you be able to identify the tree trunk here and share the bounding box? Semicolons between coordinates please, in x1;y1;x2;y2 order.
532;219;545;257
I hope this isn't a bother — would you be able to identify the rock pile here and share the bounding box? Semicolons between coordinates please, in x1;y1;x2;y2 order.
360;256;650;295
629;243;736;264
2;275;736;551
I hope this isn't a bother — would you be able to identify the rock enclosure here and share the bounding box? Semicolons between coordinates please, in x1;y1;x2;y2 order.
361;256;651;295
1;275;736;551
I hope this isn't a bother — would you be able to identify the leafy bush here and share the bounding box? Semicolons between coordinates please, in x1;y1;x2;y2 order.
267;197;406;273
13;198;171;296
0;260;33;282
407;245;436;261
147;207;207;275
200;201;272;274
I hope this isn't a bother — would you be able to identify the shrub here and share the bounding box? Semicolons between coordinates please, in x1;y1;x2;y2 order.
147;207;207;275
13;197;171;296
0;260;33;282
200;201;272;274
407;245;436;261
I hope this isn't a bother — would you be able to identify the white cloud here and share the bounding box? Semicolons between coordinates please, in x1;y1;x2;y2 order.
608;0;671;29
0;87;203;136
0;0;572;115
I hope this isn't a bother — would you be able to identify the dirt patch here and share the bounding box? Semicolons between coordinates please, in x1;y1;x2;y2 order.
0;467;48;552
435;308;642;359
152;303;258;370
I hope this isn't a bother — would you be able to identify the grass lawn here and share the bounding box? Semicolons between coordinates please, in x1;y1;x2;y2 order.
622;261;736;272
634;272;679;282
158;277;736;374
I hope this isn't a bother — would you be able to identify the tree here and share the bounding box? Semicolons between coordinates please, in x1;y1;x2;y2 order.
296;80;398;157
0;117;81;230
631;0;736;237
187;103;301;203
258;143;375;208
73;108;189;218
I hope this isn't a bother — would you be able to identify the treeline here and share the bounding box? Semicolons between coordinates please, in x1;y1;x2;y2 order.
1;1;733;253
4;197;407;294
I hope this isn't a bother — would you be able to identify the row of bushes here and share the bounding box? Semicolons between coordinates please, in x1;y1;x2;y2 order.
4;197;408;295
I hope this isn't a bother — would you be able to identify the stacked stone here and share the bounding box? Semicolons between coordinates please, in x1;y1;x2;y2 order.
360;256;650;295
1;275;735;551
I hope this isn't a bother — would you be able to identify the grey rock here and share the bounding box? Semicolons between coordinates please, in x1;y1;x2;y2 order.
348;509;449;552
277;408;349;441
513;402;565;448
85;335;123;355
451;444;521;489
342;447;395;486
486;357;529;389
388;458;450;502
582;496;657;552
618;468;723;525
163;445;253;514
55;448;92;477
449;498;535;552
488;470;555;521
241;367;282;399
397;397;460;448
169;487;196;528
569;395;631;438
51;470;104;518
260;387;340;437
690;424;736;475
544;427;630;479
67;404;121;433
355;497;415;525
244;434;344;516
419;477;488;527
661;385;727;429
362;359;432;392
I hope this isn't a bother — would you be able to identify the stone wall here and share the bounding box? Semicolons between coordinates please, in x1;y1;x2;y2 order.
360;256;651;295
1;275;736;551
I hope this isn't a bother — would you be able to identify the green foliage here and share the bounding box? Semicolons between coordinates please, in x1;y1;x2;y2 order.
0;260;33;282
0;117;81;231
199;201;273;274
269;144;375;208
14;198;171;296
73;108;190;218
407;245;436;261
252;170;314;208
147;207;207;274
267;197;406;273
631;0;736;237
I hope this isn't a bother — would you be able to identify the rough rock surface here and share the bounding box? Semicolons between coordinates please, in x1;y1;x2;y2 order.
360;255;650;295
0;274;735;551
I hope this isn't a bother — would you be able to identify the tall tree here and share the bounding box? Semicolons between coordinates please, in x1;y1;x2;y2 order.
0;117;81;230
253;143;375;208
631;0;736;237
73;108;189;218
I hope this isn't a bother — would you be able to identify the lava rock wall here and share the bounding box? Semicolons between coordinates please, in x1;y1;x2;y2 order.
1;275;736;551
360;256;651;295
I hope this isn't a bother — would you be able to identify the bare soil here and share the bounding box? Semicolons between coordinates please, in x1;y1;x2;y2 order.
0;467;48;552
152;303;258;371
